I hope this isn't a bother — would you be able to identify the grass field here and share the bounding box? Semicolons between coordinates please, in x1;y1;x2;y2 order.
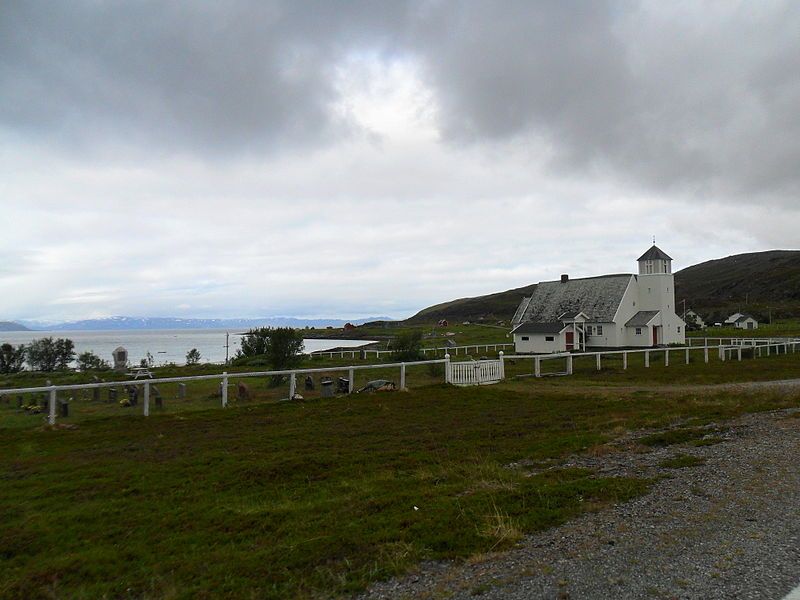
2;336;800;598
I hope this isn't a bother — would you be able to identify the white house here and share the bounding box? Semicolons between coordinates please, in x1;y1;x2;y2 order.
684;309;706;330
511;245;686;353
732;314;758;330
724;313;744;325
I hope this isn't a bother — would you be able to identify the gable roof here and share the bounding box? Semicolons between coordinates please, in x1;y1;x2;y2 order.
512;322;568;335
512;274;632;325
735;314;756;323
637;245;672;262
625;310;660;327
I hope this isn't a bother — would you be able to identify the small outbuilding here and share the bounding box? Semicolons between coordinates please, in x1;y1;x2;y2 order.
733;314;759;330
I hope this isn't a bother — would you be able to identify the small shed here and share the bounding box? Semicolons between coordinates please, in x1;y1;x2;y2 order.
733;315;759;330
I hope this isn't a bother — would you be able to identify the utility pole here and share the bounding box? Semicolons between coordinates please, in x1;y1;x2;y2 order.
225;331;229;365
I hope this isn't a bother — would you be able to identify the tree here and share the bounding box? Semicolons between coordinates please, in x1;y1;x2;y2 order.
390;330;423;361
77;351;110;372
140;352;154;368
27;337;74;371
237;327;304;385
0;343;26;374
185;348;201;366
55;338;75;370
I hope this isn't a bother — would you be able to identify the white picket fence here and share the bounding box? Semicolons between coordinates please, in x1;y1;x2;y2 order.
448;357;504;386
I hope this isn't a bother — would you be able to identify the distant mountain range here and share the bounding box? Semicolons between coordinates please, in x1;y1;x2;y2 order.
0;321;30;332
14;316;393;331
405;250;800;324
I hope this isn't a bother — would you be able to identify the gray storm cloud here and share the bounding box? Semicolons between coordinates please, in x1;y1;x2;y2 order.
2;1;798;198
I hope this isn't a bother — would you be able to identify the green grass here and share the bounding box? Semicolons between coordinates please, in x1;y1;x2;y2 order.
2;380;800;598
504;346;800;386
658;454;706;469
689;318;800;338
639;427;712;447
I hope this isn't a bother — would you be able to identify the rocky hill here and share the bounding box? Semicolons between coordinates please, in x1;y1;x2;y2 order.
405;250;800;325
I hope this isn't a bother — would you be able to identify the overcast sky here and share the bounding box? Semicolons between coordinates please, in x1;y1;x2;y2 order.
2;1;799;322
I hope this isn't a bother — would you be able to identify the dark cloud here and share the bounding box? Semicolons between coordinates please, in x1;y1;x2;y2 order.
0;1;408;155
2;1;798;198
410;1;800;200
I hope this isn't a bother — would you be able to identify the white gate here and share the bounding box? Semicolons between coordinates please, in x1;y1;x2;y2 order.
449;359;503;386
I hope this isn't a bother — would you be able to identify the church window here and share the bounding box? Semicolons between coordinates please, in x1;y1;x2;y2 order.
635;327;642;335
596;325;603;335
521;336;529;341
646;260;653;274
545;336;555;342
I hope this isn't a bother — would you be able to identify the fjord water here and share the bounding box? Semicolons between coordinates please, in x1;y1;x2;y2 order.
0;329;375;366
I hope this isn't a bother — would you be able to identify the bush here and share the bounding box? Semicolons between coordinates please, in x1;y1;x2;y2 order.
390;331;423;361
0;343;26;374
27;337;75;371
236;327;304;385
185;348;201;366
76;351;110;372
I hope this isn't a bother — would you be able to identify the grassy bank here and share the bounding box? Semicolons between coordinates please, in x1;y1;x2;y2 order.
2;378;800;598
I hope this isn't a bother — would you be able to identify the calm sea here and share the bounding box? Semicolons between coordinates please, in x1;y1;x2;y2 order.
0;329;376;366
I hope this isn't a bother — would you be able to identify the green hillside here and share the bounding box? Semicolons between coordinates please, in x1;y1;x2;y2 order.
405;283;537;324
404;250;800;325
674;250;800;322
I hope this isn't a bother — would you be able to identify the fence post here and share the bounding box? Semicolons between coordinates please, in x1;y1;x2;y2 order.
445;353;451;383
348;368;354;393
221;372;228;407
685;348;690;364
400;363;406;390
48;386;57;426
289;372;296;400
665;349;670;367
737;348;742;361
498;351;505;379
143;382;150;417
567;355;573;375
645;351;650;368
704;347;709;363
596;353;601;371
623;352;628;370
535;356;541;377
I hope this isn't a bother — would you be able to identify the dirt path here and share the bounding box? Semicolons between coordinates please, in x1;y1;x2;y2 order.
361;408;800;600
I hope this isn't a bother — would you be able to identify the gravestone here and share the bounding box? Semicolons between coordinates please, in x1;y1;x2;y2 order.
237;382;250;401
108;387;117;403
112;347;128;372
92;376;101;402
59;398;70;418
304;376;314;391
126;385;138;406
152;385;162;408
320;378;334;398
177;383;186;400
17;396;23;408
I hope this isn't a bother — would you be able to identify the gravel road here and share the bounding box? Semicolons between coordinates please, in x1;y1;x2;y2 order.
361;407;800;600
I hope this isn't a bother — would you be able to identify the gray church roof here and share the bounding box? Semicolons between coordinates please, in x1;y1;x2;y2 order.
625;310;660;327
637;245;672;261
512;274;632;325
512;322;568;335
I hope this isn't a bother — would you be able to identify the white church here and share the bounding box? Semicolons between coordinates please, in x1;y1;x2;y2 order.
511;245;686;353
